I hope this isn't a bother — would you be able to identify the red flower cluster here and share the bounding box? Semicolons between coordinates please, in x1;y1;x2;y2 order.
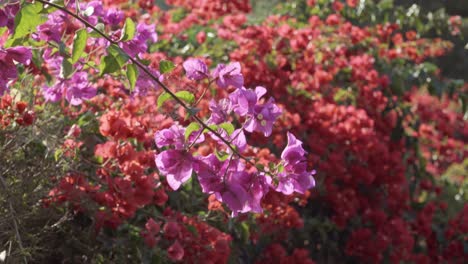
141;209;232;263
0;94;35;127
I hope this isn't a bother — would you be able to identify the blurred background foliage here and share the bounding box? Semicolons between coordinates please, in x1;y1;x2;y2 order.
249;0;467;80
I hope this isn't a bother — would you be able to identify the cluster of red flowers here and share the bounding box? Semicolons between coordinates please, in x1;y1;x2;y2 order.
0;94;35;128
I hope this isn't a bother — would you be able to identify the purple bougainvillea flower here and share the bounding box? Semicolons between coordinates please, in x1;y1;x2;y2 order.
104;8;124;25
194;154;227;193
281;131;306;165
154;123;205;151
42;82;64;103
227;86;281;136
219;182;249;214
154;124;185;150
120;23;158;58
229;87;257;116
0;10;7;27
183;59;208;80
64;72;97;105
79;1;104;25
208;99;232;124
0;46;32;95
244;97;282;137
136;23;158;43
230;171;269;213
212;62;244;89
273;132;316;195
155;150;194;190
35;12;65;42
133;68;164;96
0;3;20;33
208;128;247;153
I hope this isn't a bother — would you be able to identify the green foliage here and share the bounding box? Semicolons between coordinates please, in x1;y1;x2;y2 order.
71;29;88;63
121;18;136;42
174;91;195;105
99;44;129;75
12;2;46;40
185;122;201;140
126;63;139;91
159;60;176;74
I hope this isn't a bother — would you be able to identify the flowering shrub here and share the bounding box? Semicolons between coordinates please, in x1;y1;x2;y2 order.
0;0;466;263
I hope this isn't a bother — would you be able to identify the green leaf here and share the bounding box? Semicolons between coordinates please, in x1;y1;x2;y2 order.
120;17;136;41
107;44;129;62
99;44;129;75
89;23;105;38
215;150;230;161
159;60;175;74
240;222;250;243
99;55;121;75
219;122;235;135
54;149;63;162
157;91;195;108
185;122;201;140
157;92;172;108
13;2;46;39
203;124;219;133
175;91;195;104
126;64;138;92
71;29;88;63
60;58;73;79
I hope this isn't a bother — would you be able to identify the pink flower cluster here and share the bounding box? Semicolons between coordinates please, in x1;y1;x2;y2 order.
156;59;315;215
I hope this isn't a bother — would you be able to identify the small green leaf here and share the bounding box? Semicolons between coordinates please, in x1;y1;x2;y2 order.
99;44;129;75
121;18;136;41
218;122;235;135
71;29;88;63
60;58;73;79
107;44;129;63
94;155;104;164
157;92;172;108
255;164;265;171
185;122;201;140
90;23;105;38
157;91;195;107
99;55;121;75
175;91;195;104
203;124;219;133
240;222;250;243
159;60;175;74
54;149;63;162
13;2;47;39
126;64;138;92
215;150;230;161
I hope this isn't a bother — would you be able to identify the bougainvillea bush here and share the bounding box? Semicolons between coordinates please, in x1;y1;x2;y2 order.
0;0;466;263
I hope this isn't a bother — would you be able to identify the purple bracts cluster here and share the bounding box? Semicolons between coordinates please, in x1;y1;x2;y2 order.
154;60;315;216
120;23;158;58
0;47;32;95
212;62;244;89
183;58;209;80
274;132;316;195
